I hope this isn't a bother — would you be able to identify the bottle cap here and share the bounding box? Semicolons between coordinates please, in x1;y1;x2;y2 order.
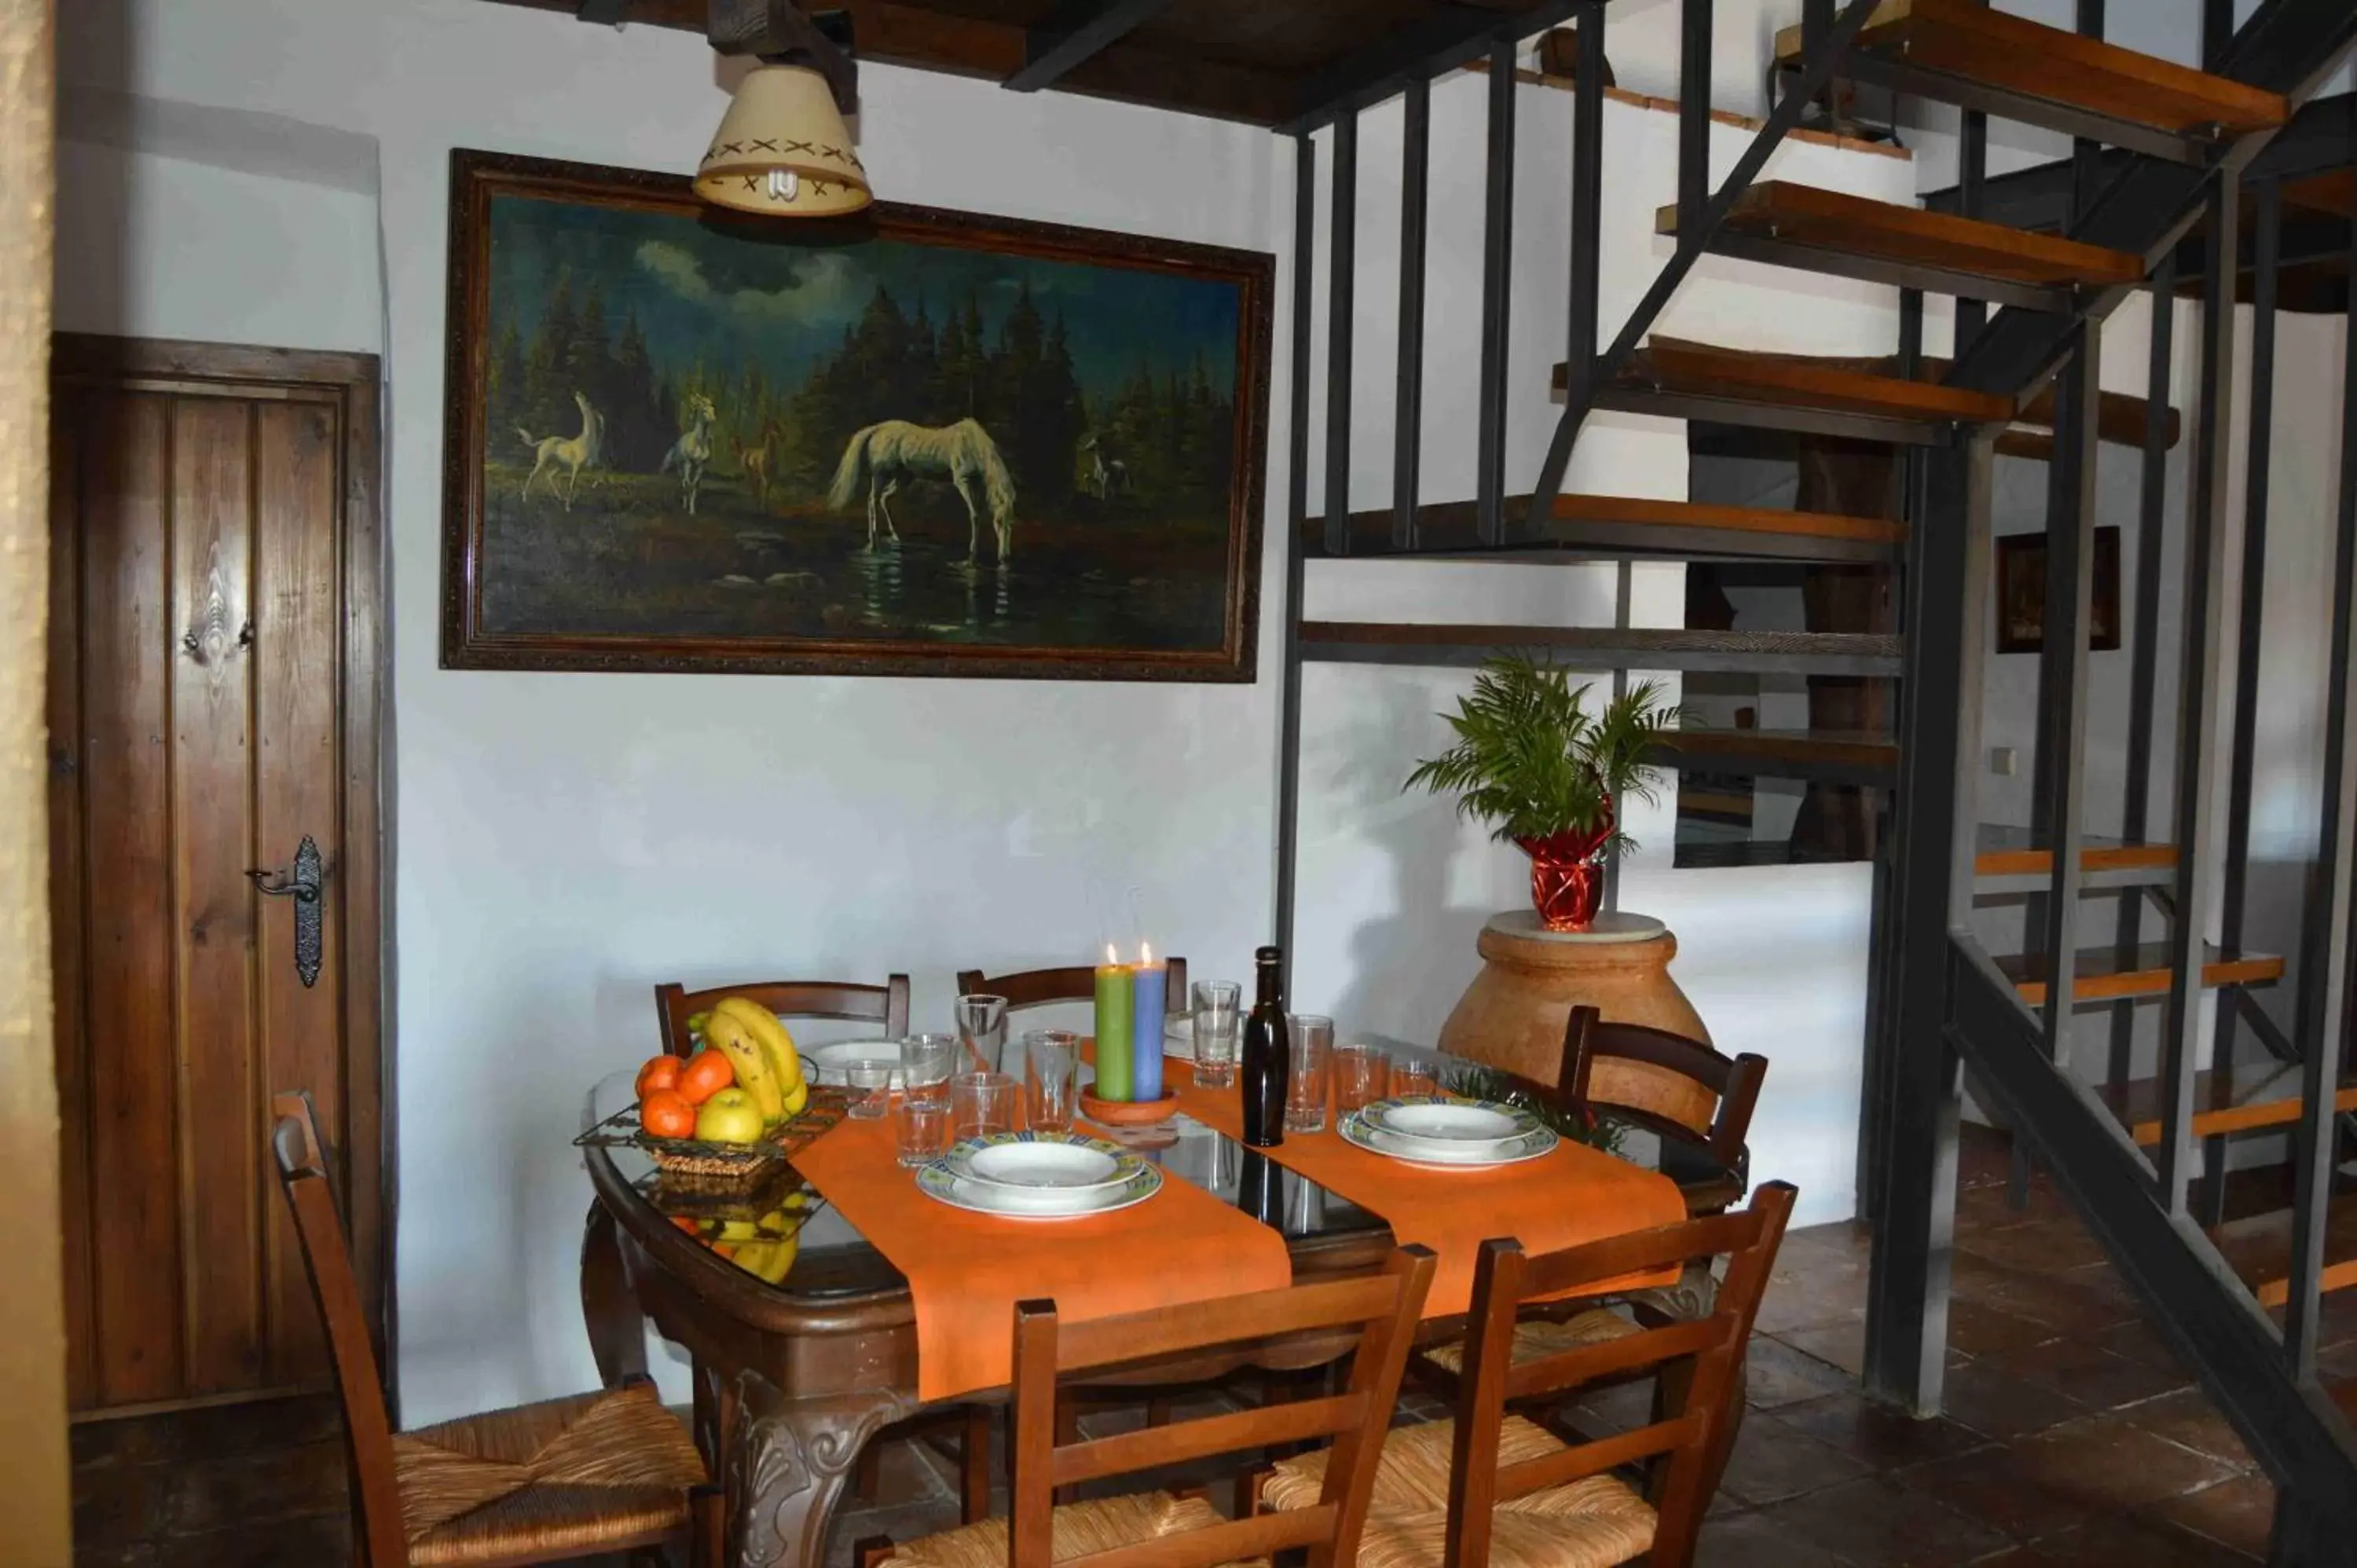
1255;945;1282;965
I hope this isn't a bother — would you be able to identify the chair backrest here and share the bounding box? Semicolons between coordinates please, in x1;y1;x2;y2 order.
1009;1246;1435;1568
270;1094;408;1568
1442;1183;1796;1568
958;958;1189;1015
654;975;911;1058
1563;1005;1767;1174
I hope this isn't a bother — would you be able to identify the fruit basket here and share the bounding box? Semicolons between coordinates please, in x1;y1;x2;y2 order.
576;1082;853;1185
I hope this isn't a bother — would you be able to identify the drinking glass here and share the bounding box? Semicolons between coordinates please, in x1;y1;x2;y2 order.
1023;1029;1080;1135
1332;1042;1391;1118
1286;1014;1334;1134
900;1032;959;1094
843;1057;896;1119
955;994;1010;1072
893;1090;952;1167
1191;980;1242;1090
951;1070;1021;1139
1391;1055;1440;1098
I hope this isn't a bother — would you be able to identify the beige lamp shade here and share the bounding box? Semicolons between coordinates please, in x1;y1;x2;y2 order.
696;64;871;216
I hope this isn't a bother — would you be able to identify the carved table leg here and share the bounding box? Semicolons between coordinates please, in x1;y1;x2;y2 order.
581;1200;649;1387
728;1372;915;1568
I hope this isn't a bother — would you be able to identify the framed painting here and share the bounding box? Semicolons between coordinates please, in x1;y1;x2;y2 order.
442;149;1273;680
1995;527;2121;654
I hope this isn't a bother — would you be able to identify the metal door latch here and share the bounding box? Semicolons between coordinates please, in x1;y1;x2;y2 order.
247;834;324;987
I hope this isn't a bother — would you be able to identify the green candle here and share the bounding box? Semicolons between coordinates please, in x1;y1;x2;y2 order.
1094;947;1135;1101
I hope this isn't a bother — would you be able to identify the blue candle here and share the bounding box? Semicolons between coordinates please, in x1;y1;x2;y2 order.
1094;947;1135;1101
1131;947;1167;1101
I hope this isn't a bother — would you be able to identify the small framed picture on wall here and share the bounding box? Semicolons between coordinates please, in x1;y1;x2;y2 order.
1995;527;2122;655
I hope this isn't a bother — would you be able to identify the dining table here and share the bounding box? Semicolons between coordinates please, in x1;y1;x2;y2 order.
577;1042;1693;1568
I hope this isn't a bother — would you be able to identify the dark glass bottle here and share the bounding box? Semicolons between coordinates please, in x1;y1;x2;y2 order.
1240;945;1290;1148
1237;1149;1284;1228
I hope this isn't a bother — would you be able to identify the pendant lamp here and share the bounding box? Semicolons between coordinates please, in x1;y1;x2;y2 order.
696;62;871;216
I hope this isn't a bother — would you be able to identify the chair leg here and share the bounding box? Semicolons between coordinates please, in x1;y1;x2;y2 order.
853;1534;898;1568
960;1405;994;1524
1145;1395;1174;1428
1054;1395;1082;1505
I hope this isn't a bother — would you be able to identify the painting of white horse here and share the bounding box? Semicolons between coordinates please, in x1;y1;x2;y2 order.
827;418;1018;562
518;390;602;510
661;394;718;515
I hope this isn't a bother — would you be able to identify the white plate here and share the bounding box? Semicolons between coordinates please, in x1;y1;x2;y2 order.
1362;1096;1538;1145
1341;1112;1557;1169
917;1160;1161;1218
805;1040;904;1089
1162;1015;1195;1060
945;1132;1139;1195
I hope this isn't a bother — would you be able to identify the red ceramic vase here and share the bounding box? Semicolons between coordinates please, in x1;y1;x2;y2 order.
1515;807;1614;932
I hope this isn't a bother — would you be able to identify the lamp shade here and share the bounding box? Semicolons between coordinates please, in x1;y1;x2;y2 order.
696;64;871;217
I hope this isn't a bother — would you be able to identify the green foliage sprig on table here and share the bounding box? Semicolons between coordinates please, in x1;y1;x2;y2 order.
1402;654;1681;859
1442;1061;1628;1158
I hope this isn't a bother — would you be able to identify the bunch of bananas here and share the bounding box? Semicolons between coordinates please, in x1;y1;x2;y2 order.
697;998;809;1124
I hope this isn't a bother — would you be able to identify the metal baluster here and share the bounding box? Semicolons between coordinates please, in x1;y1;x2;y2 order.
1954;110;1989;361
2285;156;2357;1380
2036;323;2101;1076
2209;174;2282;1228
1393;79;1428;552
1475;35;1516;545
1678;0;1712;233
2157;170;2242;1214
1564;2;1604;429
1274;132;1315;980
1324;112;1357;558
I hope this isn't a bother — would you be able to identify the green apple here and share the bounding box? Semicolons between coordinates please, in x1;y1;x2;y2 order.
695;1086;767;1145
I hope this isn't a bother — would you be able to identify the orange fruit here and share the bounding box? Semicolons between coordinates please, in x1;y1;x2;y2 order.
636;1055;683;1101
676;1048;735;1105
640;1089;697;1140
669;1214;700;1236
711;1242;738;1260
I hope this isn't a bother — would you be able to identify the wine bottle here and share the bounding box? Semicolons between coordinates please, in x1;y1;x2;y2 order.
1240;945;1290;1148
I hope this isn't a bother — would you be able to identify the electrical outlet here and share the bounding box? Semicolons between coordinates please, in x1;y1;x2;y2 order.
1989;746;2018;777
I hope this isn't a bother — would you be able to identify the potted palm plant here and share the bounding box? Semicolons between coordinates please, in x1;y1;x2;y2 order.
1404;654;1678;931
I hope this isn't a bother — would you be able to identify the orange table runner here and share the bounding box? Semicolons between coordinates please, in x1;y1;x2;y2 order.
792;1114;1294;1402
1159;1061;1687;1317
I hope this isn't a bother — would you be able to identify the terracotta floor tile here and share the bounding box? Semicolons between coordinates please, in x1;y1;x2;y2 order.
1985;1335;2190;1412
1992;1511;2265;1566
145;1511;350;1568
1770;1391;1989;1470
1745;1335;1859;1409
1957;1218;2113;1276
1693;1508;1861;1567
1936;1356;2088;1441
2011;1413;2240;1513
1774;1317;1868;1379
2095;1316;2187;1373
1754;1474;2014;1566
2122;1389;2256;1471
2155;1475;2278;1559
1946;1299;2063;1357
1717;1409;1875;1507
1893;1439;2113;1546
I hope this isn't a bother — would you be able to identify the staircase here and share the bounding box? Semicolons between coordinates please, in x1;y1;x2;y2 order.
1273;0;2357;1554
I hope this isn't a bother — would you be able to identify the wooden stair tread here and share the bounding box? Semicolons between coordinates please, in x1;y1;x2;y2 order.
1573;337;2018;427
1297;622;1901;675
1775;0;2286;142
1993;942;2285;1007
1663;180;2146;291
1309;492;1904;562
2211;1197;2357;1310
2094;1061;2357;1148
1651;727;1897;779
1972;824;2179;877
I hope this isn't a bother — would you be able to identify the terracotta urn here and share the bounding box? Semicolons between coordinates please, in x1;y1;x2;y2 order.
1436;910;1709;1089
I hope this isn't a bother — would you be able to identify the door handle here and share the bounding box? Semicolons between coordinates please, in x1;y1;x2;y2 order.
247;834;324;988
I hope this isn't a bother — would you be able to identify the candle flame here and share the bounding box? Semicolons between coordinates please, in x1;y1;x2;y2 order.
1140;940;1153;965
1105;943;1118;965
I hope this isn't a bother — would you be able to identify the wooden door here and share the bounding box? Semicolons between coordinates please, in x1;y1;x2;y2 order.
47;335;383;1416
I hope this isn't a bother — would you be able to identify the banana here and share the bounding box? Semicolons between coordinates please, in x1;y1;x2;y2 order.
779;1078;809;1119
703;1009;784;1122
712;998;805;1098
736;1235;797;1284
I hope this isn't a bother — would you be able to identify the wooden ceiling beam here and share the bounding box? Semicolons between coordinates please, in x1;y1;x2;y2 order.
1282;0;1580;133
1004;0;1182;93
480;0;1295;123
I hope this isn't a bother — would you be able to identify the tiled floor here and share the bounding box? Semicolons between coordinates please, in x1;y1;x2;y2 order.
71;1127;2350;1566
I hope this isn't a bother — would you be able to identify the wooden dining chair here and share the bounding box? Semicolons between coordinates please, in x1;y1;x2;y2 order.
1560;1005;1769;1217
1258;1184;1796;1568
955;958;1189;1014
654;973;912;1057
271;1094;706;1567
853;1246;1436;1568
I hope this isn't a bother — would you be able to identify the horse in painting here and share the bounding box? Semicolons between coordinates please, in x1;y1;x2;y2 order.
661;394;719;515
518;390;602;511
826;417;1017;561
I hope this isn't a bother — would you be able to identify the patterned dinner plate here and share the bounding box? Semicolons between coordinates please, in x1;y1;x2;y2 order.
916;1159;1162;1218
1340;1111;1558;1169
942;1130;1143;1194
1360;1095;1543;1145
